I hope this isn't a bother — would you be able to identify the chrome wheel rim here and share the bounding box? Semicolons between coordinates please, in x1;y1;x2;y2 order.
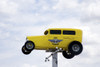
26;43;34;50
72;44;80;52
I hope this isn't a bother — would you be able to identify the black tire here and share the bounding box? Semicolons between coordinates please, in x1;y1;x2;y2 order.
22;46;31;55
68;41;83;55
62;51;75;59
25;41;35;51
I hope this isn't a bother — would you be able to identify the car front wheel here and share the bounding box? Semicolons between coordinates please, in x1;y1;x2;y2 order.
25;41;35;51
62;51;75;59
22;46;31;55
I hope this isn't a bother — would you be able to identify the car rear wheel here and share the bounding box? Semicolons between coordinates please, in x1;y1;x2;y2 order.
68;41;83;55
62;51;74;59
25;41;35;51
22;46;31;55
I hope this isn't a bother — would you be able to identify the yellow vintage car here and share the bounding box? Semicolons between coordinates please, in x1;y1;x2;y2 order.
22;28;83;59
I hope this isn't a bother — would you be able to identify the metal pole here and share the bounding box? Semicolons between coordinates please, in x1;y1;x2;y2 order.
52;52;58;67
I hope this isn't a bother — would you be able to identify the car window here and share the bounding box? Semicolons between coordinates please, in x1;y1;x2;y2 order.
50;30;61;34
63;30;75;35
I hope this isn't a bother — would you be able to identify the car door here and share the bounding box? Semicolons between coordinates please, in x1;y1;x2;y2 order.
62;30;76;48
48;30;63;49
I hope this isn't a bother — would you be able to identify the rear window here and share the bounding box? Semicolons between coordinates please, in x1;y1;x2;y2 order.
63;30;75;35
50;30;61;34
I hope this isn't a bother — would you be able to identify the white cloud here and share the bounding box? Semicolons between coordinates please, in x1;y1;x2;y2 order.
22;64;37;67
80;1;100;22
0;51;16;60
0;0;19;15
52;0;100;23
53;0;79;9
0;0;100;67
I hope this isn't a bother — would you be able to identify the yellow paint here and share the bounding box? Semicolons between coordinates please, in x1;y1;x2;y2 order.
26;28;82;51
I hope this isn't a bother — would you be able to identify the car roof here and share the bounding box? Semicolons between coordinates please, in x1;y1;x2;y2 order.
48;28;82;31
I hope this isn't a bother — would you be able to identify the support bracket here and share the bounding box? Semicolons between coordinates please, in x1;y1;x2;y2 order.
45;48;63;67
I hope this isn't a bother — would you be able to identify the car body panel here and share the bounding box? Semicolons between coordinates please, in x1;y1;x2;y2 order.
26;28;82;51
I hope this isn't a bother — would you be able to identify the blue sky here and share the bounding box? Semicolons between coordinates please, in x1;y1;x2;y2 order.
0;0;100;67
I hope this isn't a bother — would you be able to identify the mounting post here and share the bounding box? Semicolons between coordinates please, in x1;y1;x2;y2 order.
52;52;58;67
45;48;63;67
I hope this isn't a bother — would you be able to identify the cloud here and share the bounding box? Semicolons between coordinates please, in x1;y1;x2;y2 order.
22;64;37;67
0;0;18;15
0;0;100;67
0;52;15;60
53;0;79;9
80;0;100;22
52;0;100;23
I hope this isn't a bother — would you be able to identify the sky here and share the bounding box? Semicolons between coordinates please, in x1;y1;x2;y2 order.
0;0;100;67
